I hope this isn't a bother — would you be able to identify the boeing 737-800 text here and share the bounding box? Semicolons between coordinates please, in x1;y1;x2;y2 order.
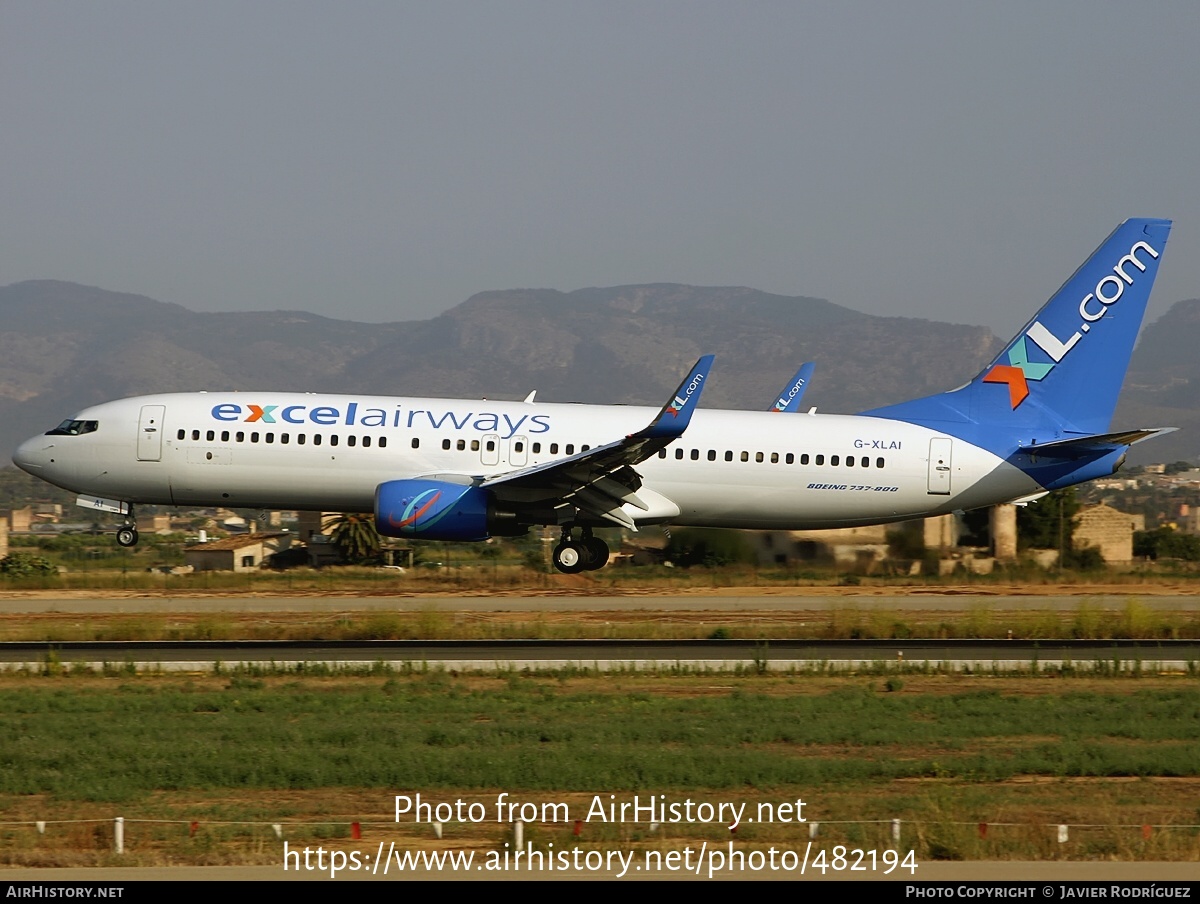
12;219;1173;573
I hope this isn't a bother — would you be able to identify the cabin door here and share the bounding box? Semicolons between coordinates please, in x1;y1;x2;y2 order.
927;438;952;495
137;405;165;461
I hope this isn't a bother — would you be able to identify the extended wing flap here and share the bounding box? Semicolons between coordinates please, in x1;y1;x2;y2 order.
569;486;638;529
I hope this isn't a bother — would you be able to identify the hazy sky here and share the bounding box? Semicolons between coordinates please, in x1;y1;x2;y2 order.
3;1;1199;337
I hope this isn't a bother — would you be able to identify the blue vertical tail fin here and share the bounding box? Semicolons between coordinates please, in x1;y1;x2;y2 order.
862;218;1172;454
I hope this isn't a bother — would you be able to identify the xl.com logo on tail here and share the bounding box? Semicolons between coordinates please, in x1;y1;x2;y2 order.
983;238;1159;408
666;373;705;417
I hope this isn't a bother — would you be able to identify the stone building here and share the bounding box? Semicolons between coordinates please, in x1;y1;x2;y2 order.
755;524;890;570
1074;504;1143;564
184;532;292;572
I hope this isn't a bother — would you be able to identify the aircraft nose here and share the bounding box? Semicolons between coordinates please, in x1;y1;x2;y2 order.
12;436;51;474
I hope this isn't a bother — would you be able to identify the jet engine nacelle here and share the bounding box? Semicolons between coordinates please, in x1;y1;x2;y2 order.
375;478;501;541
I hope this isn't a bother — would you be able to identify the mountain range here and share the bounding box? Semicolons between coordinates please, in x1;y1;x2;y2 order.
1;279;1196;467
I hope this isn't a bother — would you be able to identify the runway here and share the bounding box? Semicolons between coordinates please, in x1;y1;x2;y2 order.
0;591;1197;614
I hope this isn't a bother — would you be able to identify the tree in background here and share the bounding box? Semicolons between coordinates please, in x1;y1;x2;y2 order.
0;553;56;576
1016;488;1106;569
322;513;382;565
1017;488;1080;552
1134;526;1200;561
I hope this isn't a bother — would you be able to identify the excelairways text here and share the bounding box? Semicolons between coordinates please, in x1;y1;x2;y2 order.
211;403;550;439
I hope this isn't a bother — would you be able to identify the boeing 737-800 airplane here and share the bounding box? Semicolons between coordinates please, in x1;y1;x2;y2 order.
11;219;1174;573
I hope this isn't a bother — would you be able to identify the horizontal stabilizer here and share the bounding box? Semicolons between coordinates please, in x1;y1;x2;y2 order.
1019;427;1177;458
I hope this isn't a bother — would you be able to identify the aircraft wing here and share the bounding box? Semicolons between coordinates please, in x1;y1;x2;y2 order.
478;355;715;528
1018;427;1178;459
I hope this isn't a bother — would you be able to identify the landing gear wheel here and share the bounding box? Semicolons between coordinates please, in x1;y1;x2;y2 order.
582;537;610;570
552;541;587;574
116;527;139;548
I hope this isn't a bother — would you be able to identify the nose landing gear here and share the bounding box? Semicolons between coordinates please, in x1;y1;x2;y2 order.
551;526;610;574
115;507;139;548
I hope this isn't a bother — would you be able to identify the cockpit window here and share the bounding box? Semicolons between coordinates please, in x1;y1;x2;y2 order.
46;419;99;436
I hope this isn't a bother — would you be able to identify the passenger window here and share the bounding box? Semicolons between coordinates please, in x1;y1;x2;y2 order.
362;436;371;448
800;453;809;465
456;440;466;451
409;437;417;449
442;439;452;450
707;450;716;461
675;448;684;460
785;453;794;464
846;456;854;467
177;429;185;440
315;434;323;446
876;457;884;468
861;456;869;467
236;431;245;443
755;452;764;463
206;430;215;441
330;435;339;447
379;437;387;448
221;431;230;442
298;434;306;445
192;430;200;441
470;440;479;451
659;450;667;459
532;442;541;453
740;452;749;462
486;440;496;452
514;441;524;453
250;432;260;443
724;451;733;461
690;449;699;460
815;454;824;465
770;452;779;463
550;443;559;454
582;445;590;452
831;455;839;466
565;444;575;455
281;434;290;444
347;435;356;447
265;433;274;444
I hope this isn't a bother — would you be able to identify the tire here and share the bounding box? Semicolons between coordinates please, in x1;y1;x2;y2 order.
116;527;139;548
582;537;610;570
552;541;586;574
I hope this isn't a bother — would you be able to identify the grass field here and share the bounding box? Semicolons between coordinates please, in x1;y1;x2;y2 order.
2;597;1200;642
3;576;1200;867
2;669;1199;866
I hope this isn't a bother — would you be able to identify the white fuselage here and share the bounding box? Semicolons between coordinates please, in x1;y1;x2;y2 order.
13;392;1041;529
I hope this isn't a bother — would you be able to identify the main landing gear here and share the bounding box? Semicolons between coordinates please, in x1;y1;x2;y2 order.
115;506;139;548
551;527;610;574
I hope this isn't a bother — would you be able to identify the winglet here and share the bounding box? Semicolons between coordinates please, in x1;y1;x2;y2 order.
770;362;816;412
639;355;715;439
